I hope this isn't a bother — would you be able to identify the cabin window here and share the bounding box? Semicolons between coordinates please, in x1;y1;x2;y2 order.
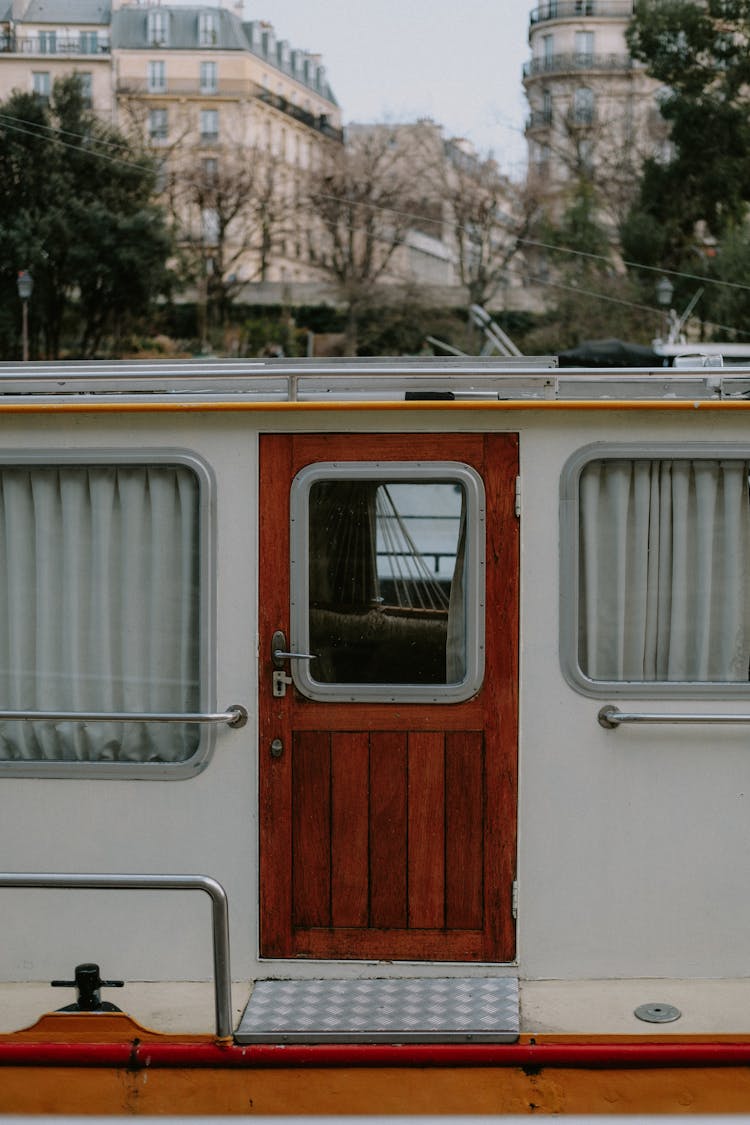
0;457;210;776
562;446;750;695
289;462;485;702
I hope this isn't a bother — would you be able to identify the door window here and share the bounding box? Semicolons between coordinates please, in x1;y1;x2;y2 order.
289;462;485;702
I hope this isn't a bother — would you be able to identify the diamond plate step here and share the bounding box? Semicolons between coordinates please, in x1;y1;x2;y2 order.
235;977;519;1043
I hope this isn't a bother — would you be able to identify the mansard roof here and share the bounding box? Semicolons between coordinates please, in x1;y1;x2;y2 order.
16;0;110;22
112;4;247;51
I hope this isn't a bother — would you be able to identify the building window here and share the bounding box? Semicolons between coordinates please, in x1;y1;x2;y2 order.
149;107;168;142
202;156;218;184
542;87;552;125
541;33;554;65
147;60;166;93
573;86;594;125
288;462;486;703
575;30;594;66
200;108;218;143
198;10;217;46
0;459;209;777
201;207;219;245
32;71;50;101
79;31;98;54
561;446;750;694
37;31;56;54
200;60;217;94
77;71;93;107
147;9;168;47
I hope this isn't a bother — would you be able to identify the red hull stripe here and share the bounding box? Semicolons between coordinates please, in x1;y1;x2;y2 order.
0;1042;749;1069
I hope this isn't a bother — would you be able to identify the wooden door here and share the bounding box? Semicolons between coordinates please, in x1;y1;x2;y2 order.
259;433;518;961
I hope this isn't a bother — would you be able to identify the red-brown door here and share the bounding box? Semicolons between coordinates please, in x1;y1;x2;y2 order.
259;432;518;961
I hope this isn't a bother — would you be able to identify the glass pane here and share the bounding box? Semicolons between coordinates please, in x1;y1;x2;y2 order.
578;458;750;683
308;479;465;685
0;464;200;763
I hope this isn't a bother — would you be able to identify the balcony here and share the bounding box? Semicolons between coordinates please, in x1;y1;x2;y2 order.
256;87;344;142
526;109;553;130
115;79;344;141
530;1;634;24
523;52;633;78
3;35;110;55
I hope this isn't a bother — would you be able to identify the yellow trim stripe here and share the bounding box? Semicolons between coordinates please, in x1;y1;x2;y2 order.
0;398;745;414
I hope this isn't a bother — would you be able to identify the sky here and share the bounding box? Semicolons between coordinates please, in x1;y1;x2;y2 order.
244;0;531;179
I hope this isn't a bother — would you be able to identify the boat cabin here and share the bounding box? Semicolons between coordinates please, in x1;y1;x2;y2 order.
0;356;748;1113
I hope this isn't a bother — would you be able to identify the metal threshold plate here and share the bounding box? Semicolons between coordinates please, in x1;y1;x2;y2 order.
236;977;519;1044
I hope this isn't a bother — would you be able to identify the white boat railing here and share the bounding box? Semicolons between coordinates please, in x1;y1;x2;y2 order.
0;872;233;1039
599;705;750;729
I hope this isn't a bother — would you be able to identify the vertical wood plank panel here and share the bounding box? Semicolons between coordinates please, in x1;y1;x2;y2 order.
408;732;446;929
445;731;485;930
369;731;407;928
292;731;331;928
331;732;369;927
258;435;294;957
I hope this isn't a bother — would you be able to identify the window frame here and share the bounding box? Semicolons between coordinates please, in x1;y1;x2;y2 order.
200;59;217;94
289;460;486;704
0;449;216;780
32;70;50;100
147;59;166;93
147;9;168;47
561;442;750;699
149;107;168;142
199;107;219;143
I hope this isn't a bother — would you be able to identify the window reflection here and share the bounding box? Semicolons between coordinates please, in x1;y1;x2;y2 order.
308;480;465;685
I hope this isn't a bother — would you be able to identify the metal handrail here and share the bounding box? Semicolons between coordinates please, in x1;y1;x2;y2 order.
0;873;233;1039
599;705;750;729
0;705;247;728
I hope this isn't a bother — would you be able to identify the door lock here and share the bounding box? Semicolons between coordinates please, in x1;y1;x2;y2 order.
270;738;284;759
272;669;293;698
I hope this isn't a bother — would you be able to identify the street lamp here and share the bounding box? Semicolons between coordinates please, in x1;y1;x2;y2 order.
16;270;33;362
655;276;674;308
655;275;674;344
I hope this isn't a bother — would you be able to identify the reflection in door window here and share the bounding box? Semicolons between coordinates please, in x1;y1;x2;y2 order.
306;478;469;687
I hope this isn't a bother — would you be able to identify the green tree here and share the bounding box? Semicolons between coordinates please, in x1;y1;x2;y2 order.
0;75;172;357
625;0;750;276
524;184;655;352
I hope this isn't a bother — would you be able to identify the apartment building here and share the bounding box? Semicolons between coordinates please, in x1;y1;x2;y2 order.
0;0;343;287
523;0;668;225
0;0;113;112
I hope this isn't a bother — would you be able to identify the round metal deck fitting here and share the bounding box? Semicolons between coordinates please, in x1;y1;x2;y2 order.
634;1002;682;1024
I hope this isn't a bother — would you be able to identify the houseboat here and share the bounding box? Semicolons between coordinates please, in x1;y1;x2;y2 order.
0;356;749;1114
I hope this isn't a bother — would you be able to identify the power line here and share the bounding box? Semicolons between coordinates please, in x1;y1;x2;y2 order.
1;105;747;298
1;107;749;332
0;109;136;155
0;113;153;172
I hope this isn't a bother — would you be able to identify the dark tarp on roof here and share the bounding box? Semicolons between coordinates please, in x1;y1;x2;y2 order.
558;339;665;367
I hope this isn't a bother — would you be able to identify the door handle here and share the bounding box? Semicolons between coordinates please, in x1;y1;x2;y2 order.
271;630;316;669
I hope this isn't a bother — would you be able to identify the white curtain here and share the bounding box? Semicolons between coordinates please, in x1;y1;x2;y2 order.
0;465;200;763
579;459;750;682
446;497;467;683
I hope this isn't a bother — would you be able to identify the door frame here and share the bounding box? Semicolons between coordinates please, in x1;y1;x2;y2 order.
258;431;519;962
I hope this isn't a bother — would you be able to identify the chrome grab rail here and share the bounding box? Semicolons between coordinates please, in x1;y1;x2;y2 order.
0;873;233;1039
0;705;248;728
599;704;750;729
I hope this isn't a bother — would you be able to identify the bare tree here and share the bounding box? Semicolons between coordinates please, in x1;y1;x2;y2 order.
170;144;293;329
307;126;421;353
439;142;542;312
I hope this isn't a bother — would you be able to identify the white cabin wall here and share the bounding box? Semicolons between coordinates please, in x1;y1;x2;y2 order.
0;405;749;991
516;409;750;981
0;412;260;983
